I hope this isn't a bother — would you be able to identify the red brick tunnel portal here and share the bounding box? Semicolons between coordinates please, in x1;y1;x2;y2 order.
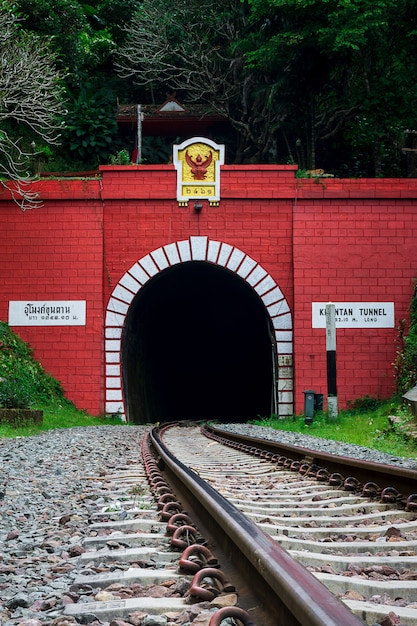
121;262;275;424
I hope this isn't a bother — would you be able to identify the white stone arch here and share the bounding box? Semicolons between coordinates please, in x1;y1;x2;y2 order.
105;236;293;420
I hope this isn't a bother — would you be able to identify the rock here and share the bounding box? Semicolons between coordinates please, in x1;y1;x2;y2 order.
378;612;402;626
173;578;190;596
29;598;57;611
188;613;213;626
6;593;30;609
147;585;171;598
74;614;99;625
6;530;20;541
0;565;17;574
0;426;173;625
209;593;238;607
384;527;402;539
143;616;167;626
127;611;146;626
67;544;85;557
343;590;366;601
69;583;93;595
164;613;181;622
61;595;75;605
94;590;116;602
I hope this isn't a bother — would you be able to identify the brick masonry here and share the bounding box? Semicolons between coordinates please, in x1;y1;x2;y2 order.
1;164;416;418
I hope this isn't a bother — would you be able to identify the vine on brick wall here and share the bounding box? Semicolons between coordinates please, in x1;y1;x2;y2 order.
394;281;417;395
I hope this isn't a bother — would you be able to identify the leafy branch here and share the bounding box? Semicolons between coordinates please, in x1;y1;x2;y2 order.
0;3;65;209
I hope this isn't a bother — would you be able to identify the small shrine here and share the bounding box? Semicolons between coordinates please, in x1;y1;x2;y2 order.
116;95;230;163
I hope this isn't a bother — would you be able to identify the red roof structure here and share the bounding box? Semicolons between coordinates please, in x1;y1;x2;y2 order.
117;96;230;138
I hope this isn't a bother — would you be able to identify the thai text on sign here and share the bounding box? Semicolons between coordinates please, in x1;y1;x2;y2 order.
8;301;86;326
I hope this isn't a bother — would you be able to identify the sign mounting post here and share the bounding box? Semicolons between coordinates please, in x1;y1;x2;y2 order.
326;302;338;420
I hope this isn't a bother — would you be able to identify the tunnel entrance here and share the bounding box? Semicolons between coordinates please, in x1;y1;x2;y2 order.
122;262;276;424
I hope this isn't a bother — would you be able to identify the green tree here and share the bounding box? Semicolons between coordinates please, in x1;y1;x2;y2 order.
116;0;287;163
15;0;90;74
242;0;417;175
61;78;119;169
12;0;139;170
14;0;138;83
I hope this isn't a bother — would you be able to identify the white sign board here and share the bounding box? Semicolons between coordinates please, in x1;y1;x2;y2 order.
8;301;86;326
312;302;394;328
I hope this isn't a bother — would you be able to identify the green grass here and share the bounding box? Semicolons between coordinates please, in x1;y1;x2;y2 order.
1;321;416;456
2;396;417;460
251;398;417;459
0;401;126;438
0;321;128;438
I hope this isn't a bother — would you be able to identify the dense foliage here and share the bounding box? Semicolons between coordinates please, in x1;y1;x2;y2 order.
2;0;417;174
0;322;69;408
240;0;417;175
395;281;417;395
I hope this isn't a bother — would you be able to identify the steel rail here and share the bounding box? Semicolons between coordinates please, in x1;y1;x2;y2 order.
150;423;364;626
204;423;417;501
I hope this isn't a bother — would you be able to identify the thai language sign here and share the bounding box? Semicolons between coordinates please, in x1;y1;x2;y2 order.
8;301;86;326
312;302;394;328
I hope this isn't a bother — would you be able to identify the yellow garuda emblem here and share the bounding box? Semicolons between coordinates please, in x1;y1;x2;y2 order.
173;137;225;206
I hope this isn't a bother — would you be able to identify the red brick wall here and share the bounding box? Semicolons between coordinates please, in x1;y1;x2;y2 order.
293;179;417;411
0;179;104;414
1;168;416;416
100;165;295;312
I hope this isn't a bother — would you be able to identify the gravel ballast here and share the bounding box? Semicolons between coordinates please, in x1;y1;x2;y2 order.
0;422;416;625
216;423;417;470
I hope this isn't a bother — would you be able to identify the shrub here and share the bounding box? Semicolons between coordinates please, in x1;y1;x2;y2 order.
346;395;383;412
0;361;33;408
394;281;417;395
0;322;69;409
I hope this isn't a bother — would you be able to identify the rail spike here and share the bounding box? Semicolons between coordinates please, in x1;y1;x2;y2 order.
179;544;220;573
362;481;381;499
406;493;417;511
166;513;195;535
209;606;257;626
329;472;344;487
316;468;330;481
171;524;202;550
381;486;403;505
344;476;361;491
159;501;183;521
189;567;236;602
157;492;178;509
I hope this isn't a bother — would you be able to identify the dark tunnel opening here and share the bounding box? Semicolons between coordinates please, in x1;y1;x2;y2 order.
122;262;276;424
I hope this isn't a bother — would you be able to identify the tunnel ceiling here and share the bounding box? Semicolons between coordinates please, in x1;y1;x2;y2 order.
122;262;275;424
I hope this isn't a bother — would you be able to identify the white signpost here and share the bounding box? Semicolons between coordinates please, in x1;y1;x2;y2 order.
312;302;395;420
325;303;338;420
312;302;394;328
8;301;86;326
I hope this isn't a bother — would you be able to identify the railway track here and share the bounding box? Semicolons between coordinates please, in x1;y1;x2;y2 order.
49;421;417;626
158;423;417;626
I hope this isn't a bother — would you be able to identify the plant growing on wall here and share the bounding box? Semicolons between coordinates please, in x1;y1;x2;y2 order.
0;322;69;408
394;281;417;396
